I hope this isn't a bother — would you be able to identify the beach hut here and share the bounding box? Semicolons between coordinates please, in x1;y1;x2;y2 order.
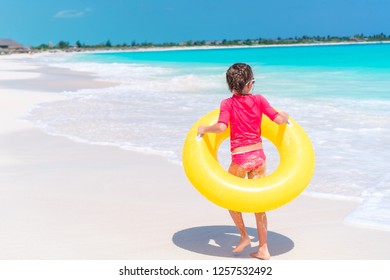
0;39;26;54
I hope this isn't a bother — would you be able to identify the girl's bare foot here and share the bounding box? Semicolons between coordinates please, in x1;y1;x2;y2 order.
250;245;270;260
232;235;251;253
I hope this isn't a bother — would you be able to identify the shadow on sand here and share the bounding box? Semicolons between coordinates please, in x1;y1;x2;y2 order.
172;225;294;259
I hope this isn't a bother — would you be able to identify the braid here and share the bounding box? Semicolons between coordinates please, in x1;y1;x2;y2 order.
226;63;253;94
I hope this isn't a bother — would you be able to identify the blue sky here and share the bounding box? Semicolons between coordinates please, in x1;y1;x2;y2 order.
1;0;389;46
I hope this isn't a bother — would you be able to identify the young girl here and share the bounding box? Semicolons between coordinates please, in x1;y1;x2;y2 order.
197;63;288;260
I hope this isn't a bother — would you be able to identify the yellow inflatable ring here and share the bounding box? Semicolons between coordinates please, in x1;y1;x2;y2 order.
182;108;315;213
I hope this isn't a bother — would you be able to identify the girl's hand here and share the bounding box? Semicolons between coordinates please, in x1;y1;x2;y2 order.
274;111;289;124
197;125;207;137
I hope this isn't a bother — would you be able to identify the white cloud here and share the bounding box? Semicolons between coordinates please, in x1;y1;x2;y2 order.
54;8;91;19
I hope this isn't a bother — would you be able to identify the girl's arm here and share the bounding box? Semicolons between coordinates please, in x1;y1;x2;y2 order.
198;123;227;136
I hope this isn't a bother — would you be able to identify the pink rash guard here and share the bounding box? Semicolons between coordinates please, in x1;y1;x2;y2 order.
217;94;279;152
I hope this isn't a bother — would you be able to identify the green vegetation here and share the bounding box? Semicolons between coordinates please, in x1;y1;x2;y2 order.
31;33;390;51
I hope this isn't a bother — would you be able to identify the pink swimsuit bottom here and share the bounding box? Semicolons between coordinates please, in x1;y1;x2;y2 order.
231;149;266;171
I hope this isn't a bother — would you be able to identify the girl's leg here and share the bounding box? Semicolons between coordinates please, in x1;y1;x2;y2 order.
228;162;250;253
248;164;270;260
228;210;251;253
250;212;270;260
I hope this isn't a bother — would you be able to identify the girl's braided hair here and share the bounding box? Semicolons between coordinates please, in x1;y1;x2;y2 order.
225;63;254;94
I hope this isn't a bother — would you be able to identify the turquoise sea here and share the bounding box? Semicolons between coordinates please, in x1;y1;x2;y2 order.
27;43;390;230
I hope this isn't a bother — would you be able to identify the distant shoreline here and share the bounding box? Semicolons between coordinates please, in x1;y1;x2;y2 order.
3;34;390;55
17;39;389;57
106;40;390;53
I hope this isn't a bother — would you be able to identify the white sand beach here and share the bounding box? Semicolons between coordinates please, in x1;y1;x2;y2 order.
1;53;390;260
